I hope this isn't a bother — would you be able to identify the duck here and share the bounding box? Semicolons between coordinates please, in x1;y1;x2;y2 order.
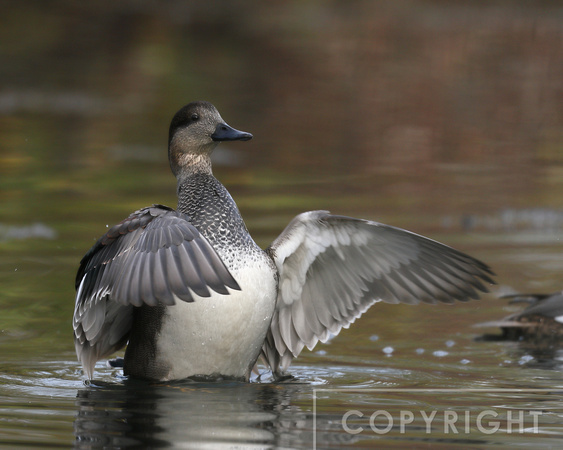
73;101;495;382
475;291;563;341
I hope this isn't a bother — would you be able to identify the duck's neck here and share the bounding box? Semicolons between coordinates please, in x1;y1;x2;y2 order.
176;170;234;219
173;154;213;187
175;172;254;253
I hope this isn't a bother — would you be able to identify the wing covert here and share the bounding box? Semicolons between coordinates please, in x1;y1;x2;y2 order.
73;204;240;378
263;210;494;375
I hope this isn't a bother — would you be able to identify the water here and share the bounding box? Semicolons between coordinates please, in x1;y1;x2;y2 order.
1;1;563;448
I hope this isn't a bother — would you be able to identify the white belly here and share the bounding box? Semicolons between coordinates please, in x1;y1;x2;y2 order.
155;257;277;381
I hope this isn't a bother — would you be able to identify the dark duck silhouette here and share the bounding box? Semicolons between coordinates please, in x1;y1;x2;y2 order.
476;291;563;342
73;101;495;381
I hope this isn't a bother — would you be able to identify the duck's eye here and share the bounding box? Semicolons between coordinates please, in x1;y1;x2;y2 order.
191;113;199;121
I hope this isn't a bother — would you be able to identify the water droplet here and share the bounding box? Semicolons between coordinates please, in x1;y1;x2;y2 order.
382;346;394;355
369;335;379;342
460;359;470;365
433;350;448;357
445;340;455;348
415;348;425;355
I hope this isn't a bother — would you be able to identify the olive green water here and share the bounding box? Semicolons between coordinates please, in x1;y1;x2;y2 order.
2;2;563;448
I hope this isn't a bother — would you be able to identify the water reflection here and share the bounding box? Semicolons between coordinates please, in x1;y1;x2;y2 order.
74;380;311;448
0;222;57;242
71;357;563;448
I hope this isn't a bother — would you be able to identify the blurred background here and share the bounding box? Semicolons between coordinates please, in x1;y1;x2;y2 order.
1;0;563;359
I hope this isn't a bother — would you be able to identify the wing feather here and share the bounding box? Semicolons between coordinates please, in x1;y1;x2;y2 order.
262;210;494;375
73;204;240;379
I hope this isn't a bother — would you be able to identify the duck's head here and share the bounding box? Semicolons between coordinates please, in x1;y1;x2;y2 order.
168;101;252;178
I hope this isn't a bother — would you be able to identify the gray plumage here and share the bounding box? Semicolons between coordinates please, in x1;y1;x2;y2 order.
73;101;495;381
475;291;563;341
263;211;494;373
73;206;240;378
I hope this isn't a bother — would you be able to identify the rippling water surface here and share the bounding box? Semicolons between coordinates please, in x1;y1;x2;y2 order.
1;1;563;448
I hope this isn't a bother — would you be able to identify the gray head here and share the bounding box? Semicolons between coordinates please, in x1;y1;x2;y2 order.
168;101;252;178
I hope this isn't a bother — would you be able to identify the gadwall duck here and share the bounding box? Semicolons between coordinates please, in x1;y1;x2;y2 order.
73;101;494;381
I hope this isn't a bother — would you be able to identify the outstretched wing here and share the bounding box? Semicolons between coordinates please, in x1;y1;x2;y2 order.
73;204;240;379
262;210;494;375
